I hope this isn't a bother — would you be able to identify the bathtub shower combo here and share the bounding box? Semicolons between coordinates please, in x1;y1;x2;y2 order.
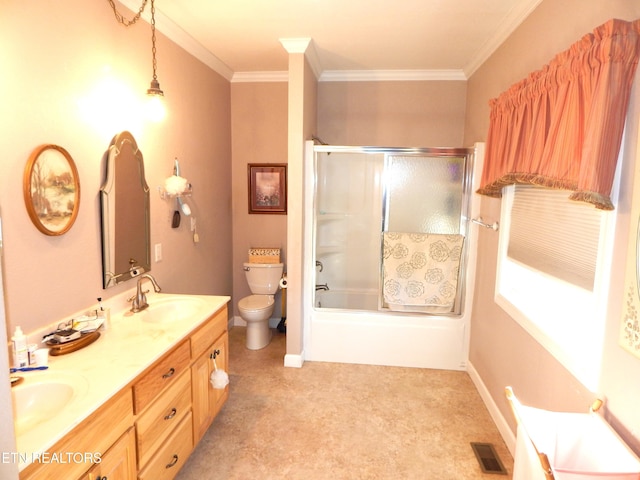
303;142;484;370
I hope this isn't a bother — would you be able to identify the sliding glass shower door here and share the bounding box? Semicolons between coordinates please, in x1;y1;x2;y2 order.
312;146;473;314
384;154;466;234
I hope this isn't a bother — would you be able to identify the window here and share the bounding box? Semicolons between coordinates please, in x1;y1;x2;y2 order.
495;183;618;390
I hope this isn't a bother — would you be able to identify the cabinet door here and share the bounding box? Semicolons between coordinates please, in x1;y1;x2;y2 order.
85;427;136;480
191;333;229;444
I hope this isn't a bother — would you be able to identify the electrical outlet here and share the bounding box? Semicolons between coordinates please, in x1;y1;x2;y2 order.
154;243;162;262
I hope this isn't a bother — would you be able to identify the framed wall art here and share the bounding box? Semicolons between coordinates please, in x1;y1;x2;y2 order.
247;163;287;214
23;144;80;235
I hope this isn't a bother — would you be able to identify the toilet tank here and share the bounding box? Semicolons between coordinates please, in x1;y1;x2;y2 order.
243;263;284;294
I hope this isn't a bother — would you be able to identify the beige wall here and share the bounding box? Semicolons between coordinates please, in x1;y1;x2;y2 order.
0;1;232;334
230;82;288;320
318;80;467;147
464;0;640;450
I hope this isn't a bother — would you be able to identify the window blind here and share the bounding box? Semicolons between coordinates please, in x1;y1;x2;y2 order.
507;185;602;291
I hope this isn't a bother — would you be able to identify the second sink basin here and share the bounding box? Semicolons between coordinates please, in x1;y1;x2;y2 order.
141;296;207;323
12;372;89;436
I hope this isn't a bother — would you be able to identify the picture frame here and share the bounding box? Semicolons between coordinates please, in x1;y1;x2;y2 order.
23;144;80;236
247;163;287;214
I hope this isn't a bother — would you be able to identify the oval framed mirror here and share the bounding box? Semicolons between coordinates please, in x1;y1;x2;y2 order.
23;144;80;236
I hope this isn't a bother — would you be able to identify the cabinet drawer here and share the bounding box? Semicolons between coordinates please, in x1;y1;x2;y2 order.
138;411;193;480
133;341;190;414
190;307;227;359
136;369;191;468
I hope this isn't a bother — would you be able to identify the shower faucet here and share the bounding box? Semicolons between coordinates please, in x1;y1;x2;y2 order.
315;260;323;272
315;283;329;291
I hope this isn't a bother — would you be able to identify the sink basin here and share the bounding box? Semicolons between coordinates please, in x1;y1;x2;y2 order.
12;372;89;436
141;296;207;323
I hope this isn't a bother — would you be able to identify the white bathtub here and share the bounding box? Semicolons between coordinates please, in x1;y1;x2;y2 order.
308;288;470;370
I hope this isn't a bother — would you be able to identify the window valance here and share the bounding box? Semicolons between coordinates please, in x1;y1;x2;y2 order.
477;19;640;210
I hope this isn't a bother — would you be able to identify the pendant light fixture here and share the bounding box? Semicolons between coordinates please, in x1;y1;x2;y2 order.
146;0;164;98
107;0;165;98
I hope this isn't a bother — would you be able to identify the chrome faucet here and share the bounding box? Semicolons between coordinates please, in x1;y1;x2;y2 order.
128;274;162;313
315;283;329;291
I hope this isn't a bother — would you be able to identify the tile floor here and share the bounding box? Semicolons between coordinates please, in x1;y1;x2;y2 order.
176;327;513;479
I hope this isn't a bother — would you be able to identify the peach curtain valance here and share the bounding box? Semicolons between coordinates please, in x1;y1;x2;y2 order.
477;18;640;210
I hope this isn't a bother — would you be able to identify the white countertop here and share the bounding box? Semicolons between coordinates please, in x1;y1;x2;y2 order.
13;292;230;472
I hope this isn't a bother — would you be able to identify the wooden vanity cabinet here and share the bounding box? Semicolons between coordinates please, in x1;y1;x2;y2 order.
18;303;229;480
82;427;137;480
135;369;191;468
133;341;193;480
20;389;134;480
137;412;193;480
132;340;191;414
134;305;229;479
191;331;229;444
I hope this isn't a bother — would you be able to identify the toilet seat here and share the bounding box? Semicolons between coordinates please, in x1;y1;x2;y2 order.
238;294;274;312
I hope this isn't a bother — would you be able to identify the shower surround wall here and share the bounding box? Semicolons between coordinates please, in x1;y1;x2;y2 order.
304;142;484;369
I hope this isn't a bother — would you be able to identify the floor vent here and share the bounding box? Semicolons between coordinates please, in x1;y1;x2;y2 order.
470;442;508;475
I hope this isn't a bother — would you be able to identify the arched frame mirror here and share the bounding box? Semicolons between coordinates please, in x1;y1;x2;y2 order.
100;131;151;288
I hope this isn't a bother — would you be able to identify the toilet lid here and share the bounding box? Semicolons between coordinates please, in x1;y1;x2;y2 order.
238;295;274;311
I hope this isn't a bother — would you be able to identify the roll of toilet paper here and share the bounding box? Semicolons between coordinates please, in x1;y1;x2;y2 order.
279;276;287;289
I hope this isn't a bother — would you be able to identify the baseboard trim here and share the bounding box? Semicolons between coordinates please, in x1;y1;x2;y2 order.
284;353;304;368
467;360;516;456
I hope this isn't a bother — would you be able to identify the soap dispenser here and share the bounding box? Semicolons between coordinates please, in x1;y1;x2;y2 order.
12;326;28;368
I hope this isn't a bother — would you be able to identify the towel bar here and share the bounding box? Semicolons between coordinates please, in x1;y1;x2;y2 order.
471;217;499;231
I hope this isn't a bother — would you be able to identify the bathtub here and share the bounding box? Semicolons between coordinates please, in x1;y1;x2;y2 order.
307;288;470;370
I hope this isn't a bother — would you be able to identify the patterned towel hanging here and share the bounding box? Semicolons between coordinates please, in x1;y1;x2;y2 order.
382;232;464;309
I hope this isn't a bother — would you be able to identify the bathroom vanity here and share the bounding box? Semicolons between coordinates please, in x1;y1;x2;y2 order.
14;293;230;480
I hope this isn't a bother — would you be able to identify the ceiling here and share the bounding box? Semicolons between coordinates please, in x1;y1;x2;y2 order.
120;0;542;81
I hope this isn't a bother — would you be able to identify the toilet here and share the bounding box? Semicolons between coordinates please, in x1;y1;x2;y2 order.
238;262;284;350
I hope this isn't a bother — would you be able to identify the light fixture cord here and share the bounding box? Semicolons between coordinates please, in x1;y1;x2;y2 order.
107;0;149;27
150;0;158;83
106;0;163;95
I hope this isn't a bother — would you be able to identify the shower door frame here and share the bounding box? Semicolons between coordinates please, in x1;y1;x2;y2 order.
311;145;476;316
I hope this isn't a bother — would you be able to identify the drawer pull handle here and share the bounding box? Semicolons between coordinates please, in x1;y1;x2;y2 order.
166;454;179;469
210;349;221;360
162;367;176;379
164;407;177;420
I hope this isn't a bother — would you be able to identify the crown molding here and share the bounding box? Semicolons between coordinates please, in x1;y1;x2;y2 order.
231;69;468;83
319;69;467;82
279;37;312;54
231;71;289;83
463;0;543;78
118;0;234;81
279;38;322;80
119;0;543;84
